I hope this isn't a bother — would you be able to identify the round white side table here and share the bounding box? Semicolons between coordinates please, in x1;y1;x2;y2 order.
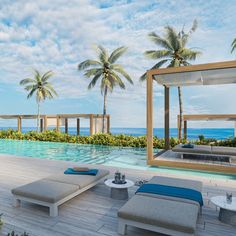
211;196;236;225
104;179;134;200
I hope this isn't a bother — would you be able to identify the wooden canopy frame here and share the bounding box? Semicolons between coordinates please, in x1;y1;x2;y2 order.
0;113;110;136
146;60;236;173
178;114;236;139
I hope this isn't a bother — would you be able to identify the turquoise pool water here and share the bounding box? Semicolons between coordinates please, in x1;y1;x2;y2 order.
0;139;236;180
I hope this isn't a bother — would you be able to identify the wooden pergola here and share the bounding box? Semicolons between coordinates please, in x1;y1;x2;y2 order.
146;60;236;173
0;114;110;136
178;114;236;139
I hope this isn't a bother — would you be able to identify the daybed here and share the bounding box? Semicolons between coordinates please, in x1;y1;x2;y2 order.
12;169;109;217
118;176;203;236
172;144;236;163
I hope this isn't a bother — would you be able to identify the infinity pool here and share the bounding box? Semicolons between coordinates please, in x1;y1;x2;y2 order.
1;139;236;180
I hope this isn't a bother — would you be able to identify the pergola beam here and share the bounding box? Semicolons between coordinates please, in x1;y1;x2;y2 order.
179;114;236;139
0;113;110;135
149;60;236;76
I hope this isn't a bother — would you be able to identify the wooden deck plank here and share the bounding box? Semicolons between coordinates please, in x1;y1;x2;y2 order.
0;154;235;236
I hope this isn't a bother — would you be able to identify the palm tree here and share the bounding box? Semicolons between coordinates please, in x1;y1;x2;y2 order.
141;20;201;139
20;69;58;132
78;45;133;133
231;38;236;53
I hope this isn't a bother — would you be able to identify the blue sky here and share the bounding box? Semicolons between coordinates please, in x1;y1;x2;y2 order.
0;0;236;128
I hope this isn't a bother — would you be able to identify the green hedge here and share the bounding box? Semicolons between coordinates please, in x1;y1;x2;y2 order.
0;129;235;149
0;129;181;149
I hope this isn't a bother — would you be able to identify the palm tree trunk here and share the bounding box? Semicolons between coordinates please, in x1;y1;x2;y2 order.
178;86;183;139
102;86;108;133
37;102;40;132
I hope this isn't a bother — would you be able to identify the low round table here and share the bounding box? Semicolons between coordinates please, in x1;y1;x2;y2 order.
211;196;236;225
104;179;134;200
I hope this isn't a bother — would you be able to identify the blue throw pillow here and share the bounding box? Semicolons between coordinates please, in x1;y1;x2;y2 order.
182;143;194;148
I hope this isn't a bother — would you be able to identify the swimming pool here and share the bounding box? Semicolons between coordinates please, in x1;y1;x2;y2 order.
0;139;236;180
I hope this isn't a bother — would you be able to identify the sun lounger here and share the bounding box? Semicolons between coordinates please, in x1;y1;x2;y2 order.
11;169;109;217
172;144;236;162
117;176;203;236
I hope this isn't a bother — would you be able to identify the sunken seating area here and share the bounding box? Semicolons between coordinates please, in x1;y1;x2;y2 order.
172;144;236;163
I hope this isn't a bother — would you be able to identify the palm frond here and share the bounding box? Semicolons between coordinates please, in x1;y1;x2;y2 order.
144;50;172;60
181;48;202;61
84;68;103;78
181;20;198;47
97;45;108;64
111;65;133;84
231;38;236;53
147;32;173;51
33;69;41;83
19;78;36;85
78;60;101;70
88;72;102;90
108;46;128;63
43;89;54;99
27;87;37;99
41;70;54;82
110;72;126;89
44;83;58;97
165;26;180;51
168;59;181;67
189;19;198;35
101;77;113;94
24;85;35;91
139;59;170;81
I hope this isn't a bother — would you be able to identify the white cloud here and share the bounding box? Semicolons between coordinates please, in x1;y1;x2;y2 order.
0;0;236;128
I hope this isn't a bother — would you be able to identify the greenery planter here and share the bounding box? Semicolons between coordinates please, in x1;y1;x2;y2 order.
0;129;235;149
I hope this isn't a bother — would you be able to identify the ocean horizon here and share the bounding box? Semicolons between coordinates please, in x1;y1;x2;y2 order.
0;127;234;140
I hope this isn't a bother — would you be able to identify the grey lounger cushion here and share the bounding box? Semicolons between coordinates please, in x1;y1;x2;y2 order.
136;176;202;208
172;144;212;154
118;195;199;234
212;146;236;156
149;176;202;192
173;144;236;157
44;169;109;188
12;180;79;203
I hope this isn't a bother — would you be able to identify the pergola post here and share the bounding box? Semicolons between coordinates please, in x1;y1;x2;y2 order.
90;114;94;135
44;116;47;131
107;115;110;133
77;118;80;135
177;115;181;139
147;71;153;163
65;118;68;134
40;118;43;132
184;120;187;140
56;116;60;132
164;86;170;150
17;116;22;132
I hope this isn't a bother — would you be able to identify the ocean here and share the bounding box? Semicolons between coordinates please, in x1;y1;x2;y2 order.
0;127;234;140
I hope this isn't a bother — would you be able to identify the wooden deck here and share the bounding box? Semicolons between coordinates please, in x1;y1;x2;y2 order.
0;154;236;236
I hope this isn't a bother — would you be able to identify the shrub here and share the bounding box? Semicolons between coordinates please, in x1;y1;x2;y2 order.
0;129;235;148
